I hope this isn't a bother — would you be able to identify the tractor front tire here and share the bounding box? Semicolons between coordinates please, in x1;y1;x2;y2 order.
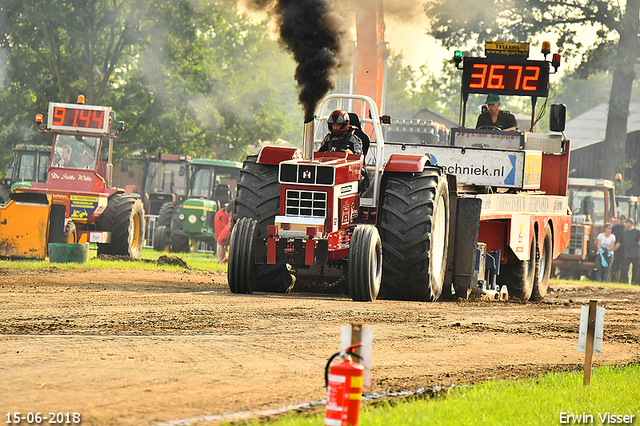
378;168;450;301
228;217;257;294
233;156;290;293
348;225;383;302
153;225;170;252
97;194;145;258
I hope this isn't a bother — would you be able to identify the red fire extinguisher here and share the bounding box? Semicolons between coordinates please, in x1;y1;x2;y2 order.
324;343;365;426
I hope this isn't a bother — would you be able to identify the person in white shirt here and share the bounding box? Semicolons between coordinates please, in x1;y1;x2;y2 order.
596;223;616;282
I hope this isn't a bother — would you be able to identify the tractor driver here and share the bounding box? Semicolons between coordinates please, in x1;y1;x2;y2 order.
476;93;519;131
318;110;363;156
319;109;370;193
58;144;77;168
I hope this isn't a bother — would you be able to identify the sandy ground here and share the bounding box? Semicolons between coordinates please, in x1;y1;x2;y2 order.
1;267;639;426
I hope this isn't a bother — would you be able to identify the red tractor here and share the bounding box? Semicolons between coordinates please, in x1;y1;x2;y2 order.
229;94;460;301
19;97;145;258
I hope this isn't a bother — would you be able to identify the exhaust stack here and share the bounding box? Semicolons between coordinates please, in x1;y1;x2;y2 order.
303;118;315;160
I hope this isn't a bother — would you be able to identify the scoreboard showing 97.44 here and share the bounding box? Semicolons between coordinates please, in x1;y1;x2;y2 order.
47;103;111;134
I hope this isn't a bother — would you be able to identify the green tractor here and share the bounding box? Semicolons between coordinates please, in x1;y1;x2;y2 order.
153;158;241;253
0;144;52;202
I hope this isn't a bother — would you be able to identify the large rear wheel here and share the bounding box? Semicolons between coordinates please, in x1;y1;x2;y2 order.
228;217;257;294
153;225;170;252
233;156;290;293
156;202;176;228
97;194;145;258
377;168;450;301
499;235;537;301
348;225;383;302
531;226;552;301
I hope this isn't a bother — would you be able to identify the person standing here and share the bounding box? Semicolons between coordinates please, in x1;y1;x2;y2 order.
611;215;627;282
214;201;233;265
612;218;640;284
595;223;616;282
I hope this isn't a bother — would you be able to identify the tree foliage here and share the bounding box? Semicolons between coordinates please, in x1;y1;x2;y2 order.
0;0;301;167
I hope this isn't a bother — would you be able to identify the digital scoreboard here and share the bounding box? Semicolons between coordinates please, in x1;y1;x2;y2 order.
47;103;111;134
461;57;549;98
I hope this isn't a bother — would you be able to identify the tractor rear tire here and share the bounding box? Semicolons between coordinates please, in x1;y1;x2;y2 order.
156;202;176;228
531;227;552;301
153;225;170;252
169;205;196;253
64;221;77;244
96;194;145;258
228;217;257;294
233;156;290;293
377;168;450;301
498;236;537;301
348;225;383;302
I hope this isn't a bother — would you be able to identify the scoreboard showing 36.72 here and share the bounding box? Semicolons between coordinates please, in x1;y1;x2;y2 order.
461;57;550;98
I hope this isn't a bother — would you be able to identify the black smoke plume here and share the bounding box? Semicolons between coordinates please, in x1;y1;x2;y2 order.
248;0;350;121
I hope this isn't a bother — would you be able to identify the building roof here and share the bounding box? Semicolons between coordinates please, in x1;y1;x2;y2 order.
567;100;640;150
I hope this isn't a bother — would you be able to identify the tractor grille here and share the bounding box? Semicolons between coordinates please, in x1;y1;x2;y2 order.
563;224;585;256
285;190;327;218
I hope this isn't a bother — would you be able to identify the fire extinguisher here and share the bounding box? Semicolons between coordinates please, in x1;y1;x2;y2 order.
324;343;365;426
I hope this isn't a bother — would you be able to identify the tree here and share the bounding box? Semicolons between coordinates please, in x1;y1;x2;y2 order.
426;0;640;180
0;0;301;166
0;0;145;165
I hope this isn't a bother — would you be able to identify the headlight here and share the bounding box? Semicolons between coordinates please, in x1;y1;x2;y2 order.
188;214;197;224
200;215;207;222
179;213;185;220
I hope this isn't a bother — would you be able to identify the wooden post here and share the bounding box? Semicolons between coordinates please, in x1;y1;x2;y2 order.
350;323;363;361
583;299;598;386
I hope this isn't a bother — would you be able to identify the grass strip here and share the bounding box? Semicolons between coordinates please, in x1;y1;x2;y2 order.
244;363;640;426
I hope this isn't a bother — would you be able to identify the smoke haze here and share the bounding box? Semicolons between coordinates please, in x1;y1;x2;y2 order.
246;0;350;121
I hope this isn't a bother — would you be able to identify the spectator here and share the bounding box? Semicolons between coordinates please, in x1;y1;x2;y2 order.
214;201;233;265
595;223;615;282
611;214;627;282
612;218;640;285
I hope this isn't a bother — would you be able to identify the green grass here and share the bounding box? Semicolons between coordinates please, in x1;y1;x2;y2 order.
0;247;226;272
244;364;640;426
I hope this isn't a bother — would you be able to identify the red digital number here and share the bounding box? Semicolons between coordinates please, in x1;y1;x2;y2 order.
78;109;92;128
507;65;523;90
487;65;505;89
52;107;66;126
91;110;105;128
72;109;80;127
469;63;488;89
523;66;540;91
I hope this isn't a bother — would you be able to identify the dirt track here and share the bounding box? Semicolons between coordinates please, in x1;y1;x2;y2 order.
1;267;639;426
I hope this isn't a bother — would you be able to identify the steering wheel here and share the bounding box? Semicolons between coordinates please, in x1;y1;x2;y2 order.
477;125;502;131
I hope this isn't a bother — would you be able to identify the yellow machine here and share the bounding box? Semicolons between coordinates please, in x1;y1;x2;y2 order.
0;193;63;260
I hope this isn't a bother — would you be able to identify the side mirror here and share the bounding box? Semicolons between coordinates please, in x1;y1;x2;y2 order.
550;103;566;132
121;159;129;172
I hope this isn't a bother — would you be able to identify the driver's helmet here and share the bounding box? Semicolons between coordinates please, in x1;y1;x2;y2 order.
327;110;350;137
